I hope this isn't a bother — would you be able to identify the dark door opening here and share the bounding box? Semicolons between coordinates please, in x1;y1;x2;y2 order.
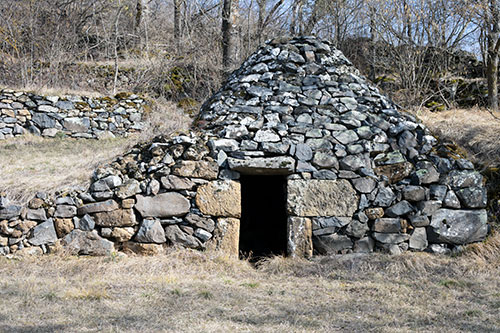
239;175;288;259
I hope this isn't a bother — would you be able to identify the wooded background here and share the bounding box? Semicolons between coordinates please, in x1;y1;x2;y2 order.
1;0;500;110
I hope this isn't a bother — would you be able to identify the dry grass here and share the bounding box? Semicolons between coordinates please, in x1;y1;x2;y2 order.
0;99;191;203
416;108;500;167
0;235;499;333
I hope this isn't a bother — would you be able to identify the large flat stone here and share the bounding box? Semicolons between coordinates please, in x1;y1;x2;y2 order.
227;156;295;175
135;193;190;218
135;219;166;243
287;179;358;217
195;181;241;218
430;209;489;244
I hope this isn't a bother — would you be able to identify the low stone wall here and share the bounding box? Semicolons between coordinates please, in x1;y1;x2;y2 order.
0;89;147;140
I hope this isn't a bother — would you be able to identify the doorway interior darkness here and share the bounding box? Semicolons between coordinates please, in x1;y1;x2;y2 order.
239;175;288;259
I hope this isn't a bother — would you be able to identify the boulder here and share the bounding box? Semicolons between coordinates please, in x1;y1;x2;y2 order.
351;177;377;194
115;179;141;199
185;214;215;232
287;179;358;217
372;218;402;233
195;181;241;218
409;228;428;250
135;193;190;218
456;187;487;208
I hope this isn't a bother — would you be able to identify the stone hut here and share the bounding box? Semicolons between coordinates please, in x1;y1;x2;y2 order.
0;36;490;258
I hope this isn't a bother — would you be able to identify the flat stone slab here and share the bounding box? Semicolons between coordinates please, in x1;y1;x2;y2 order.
136;193;190;218
430;209;488;244
227;156;295;175
287;179;358;217
196;180;241;218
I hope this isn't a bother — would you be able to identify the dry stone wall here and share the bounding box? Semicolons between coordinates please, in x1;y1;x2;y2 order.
0;36;491;258
0;89;147;140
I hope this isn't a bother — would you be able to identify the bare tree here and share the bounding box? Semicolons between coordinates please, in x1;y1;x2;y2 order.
484;0;500;111
222;0;240;75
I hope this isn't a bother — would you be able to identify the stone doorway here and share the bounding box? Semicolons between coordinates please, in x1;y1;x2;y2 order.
239;175;288;259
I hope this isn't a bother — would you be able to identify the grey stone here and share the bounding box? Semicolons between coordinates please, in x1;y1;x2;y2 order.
161;175;195;190
374;151;406;166
455;159;474;170
185;214;215;232
164;225;202;249
115;179;141;199
403;185;426;202
135;193;190;218
287;179;358;217
135;219;166;243
62;230;114;256
456;187;487;208
443;170;483;188
351;177;376;193
373;187;396;207
208;139;240;152
75;214;95;231
26;208;47;221
385;200;414;217
417;200;442;216
29;219;58;246
354;237;375;253
312;170;338;180
254;129;280;142
339;154;370;171
38;105;58;113
345;220;369;238
373;218;402;233
31;113;56;129
294;143;313;161
55;205;77;218
443;190;461;208
332;130;359;145
430;209;488;244
77;200;120;215
90;175;122;192
427;244;451;255
312;151;339;169
194;228;212;242
429;185;447;201
0;205;21;220
409;228;428;251
228;156;295;175
63;117;90;132
372;232;410;244
409;215;430;227
313;234;353;254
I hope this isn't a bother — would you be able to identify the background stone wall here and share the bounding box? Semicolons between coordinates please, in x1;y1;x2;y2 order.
0;89;147;140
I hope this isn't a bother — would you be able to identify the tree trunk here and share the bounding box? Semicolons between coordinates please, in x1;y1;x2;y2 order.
174;0;182;50
487;50;499;111
487;0;500;111
222;0;239;76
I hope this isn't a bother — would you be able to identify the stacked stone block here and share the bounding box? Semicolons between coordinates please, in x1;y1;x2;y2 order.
0;89;146;140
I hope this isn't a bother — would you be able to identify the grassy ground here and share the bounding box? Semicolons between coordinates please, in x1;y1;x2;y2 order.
0;233;499;333
417;108;500;167
0;99;190;203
